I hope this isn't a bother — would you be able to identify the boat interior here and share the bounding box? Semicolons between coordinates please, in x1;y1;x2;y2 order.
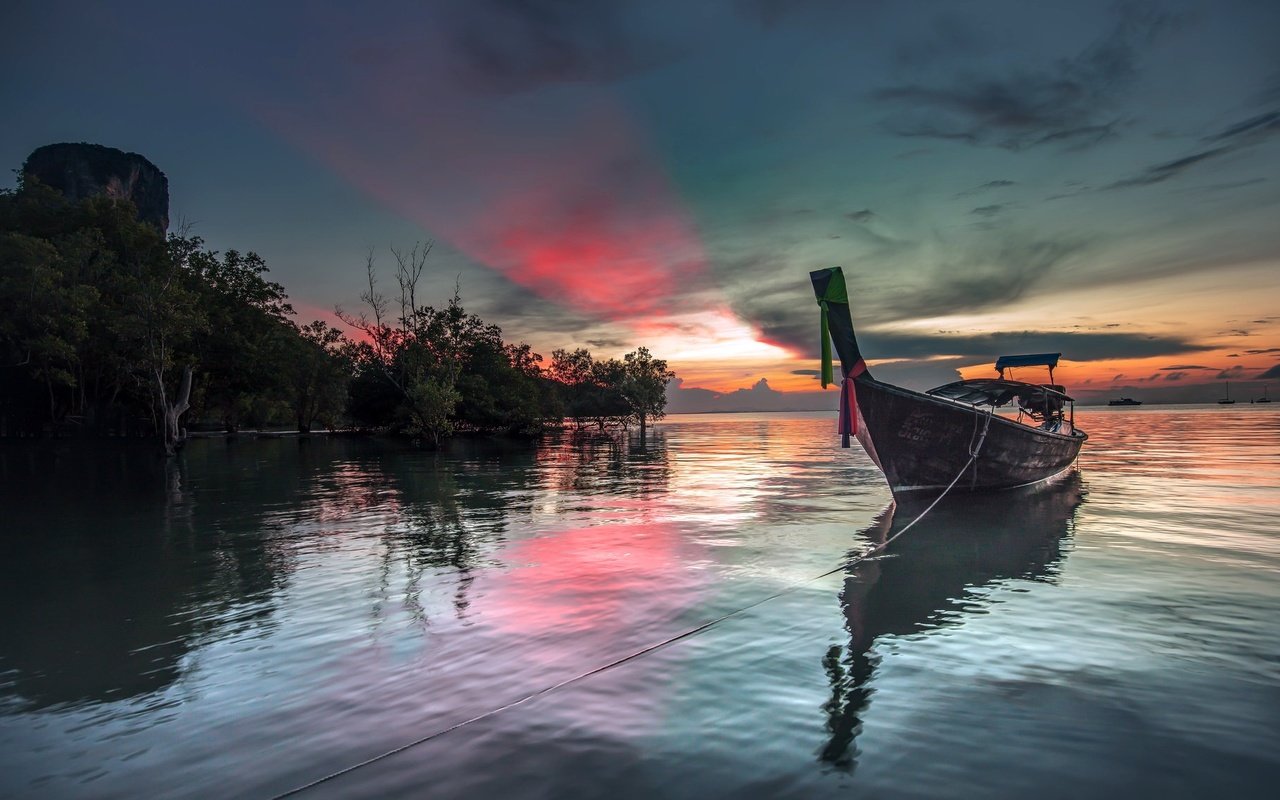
925;352;1079;434
926;378;1077;433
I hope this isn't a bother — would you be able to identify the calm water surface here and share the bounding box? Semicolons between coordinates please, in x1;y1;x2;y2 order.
1;407;1278;798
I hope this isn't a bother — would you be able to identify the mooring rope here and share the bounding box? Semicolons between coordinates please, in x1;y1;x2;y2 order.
270;408;997;799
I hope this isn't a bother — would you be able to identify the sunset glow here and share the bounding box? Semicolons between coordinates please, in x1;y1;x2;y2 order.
640;310;793;363
9;1;1276;408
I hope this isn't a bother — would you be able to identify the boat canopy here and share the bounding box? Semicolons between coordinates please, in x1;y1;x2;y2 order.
927;378;1074;407
995;353;1060;371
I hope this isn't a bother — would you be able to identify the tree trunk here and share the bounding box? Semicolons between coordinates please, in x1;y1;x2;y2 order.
162;365;193;456
45;373;56;425
639;412;647;442
296;392;313;433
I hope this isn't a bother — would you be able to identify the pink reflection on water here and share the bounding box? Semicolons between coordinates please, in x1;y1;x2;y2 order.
480;519;706;736
489;521;700;641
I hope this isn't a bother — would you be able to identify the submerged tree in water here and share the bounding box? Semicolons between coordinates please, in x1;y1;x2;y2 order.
548;348;629;431
620;347;675;440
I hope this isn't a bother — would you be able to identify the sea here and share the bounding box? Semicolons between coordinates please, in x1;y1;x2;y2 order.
1;406;1278;799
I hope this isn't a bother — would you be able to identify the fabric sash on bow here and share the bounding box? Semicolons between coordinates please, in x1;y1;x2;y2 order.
836;361;866;448
819;299;835;388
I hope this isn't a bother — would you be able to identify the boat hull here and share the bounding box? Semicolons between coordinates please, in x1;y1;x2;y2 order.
852;376;1086;496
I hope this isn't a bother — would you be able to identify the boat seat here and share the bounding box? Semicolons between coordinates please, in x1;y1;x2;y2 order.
1017;384;1066;417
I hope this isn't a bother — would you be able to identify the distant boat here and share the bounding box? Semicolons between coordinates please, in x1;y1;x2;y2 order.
1256;386;1271;404
810;267;1087;498
1108;397;1142;406
1218;381;1235;405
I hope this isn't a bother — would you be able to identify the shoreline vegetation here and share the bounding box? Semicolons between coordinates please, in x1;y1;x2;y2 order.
0;159;675;455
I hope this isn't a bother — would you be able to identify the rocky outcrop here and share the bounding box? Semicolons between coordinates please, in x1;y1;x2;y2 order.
23;142;170;231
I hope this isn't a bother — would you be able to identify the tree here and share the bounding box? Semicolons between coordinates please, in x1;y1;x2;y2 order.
336;244;465;445
286;320;351;432
184;245;295;432
549;348;624;430
0;231;96;426
0;173;341;447
130;231;205;454
619;347;676;440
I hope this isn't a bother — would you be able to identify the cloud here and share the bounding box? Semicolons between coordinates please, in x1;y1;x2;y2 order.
1179;178;1267;194
1104;147;1232;189
845;209;875;223
954;179;1016;198
1159;364;1213;370
1204;110;1280;143
667;360;967;411
480;279;615;337
1217;365;1246;379
970;204;1005;217
446;0;680;93
1105;109;1280;190
879;237;1085;320
874;5;1171;150
666;376;832;413
1164;371;1185;381
791;369;821;376
265;45;730;330
734;0;878;29
891;10;984;68
1263;70;1280;105
1257;364;1280;380
745;302;1213;364
1245;347;1280;355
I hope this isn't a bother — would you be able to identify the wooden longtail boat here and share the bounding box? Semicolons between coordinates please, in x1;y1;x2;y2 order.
811;267;1087;498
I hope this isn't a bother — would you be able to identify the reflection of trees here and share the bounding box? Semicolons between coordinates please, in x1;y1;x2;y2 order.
538;429;670;501
820;474;1084;771
373;431;671;623
0;439;333;710
0;431;676;709
375;437;541;622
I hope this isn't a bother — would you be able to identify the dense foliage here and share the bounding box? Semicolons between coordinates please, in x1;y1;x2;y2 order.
0;180;675;450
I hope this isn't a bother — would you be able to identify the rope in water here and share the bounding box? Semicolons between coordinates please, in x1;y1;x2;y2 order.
270;407;996;799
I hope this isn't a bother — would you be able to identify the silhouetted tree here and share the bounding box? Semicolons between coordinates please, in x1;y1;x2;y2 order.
620;347;675;440
286;320;351;432
0;172;352;448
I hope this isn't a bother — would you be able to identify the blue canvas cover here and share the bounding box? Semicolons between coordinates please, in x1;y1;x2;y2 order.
995;353;1060;370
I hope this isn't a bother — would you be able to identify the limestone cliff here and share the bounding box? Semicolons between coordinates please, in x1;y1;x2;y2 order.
23;142;170;231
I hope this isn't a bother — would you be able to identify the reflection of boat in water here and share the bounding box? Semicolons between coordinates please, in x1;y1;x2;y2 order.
1108;397;1142;406
820;473;1084;770
810;267;1087;498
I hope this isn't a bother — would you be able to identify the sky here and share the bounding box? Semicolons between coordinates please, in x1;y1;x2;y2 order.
3;0;1279;407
